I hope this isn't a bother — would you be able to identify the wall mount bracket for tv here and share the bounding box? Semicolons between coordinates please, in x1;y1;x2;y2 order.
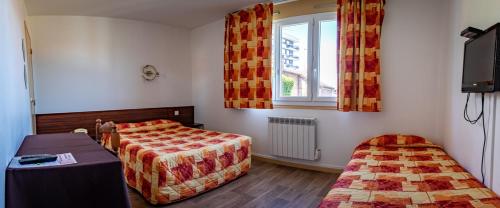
460;27;485;39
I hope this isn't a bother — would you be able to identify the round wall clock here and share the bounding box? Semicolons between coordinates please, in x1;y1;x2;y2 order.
142;65;160;81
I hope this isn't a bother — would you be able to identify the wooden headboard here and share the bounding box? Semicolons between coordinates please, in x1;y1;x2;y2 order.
36;106;194;139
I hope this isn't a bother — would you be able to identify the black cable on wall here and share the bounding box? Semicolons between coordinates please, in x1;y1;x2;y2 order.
463;92;486;184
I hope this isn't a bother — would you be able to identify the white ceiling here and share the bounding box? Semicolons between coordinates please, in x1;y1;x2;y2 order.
24;0;266;29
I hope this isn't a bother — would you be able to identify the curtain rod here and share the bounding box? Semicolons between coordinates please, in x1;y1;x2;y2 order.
229;0;295;14
230;0;334;15
273;0;299;5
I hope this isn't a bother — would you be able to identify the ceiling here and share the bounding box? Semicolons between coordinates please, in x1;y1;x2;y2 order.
24;0;266;29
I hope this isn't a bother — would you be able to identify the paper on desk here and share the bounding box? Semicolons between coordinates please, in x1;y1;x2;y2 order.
8;153;77;169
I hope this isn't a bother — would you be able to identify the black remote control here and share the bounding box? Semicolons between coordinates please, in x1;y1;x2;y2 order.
21;154;55;159
19;154;58;165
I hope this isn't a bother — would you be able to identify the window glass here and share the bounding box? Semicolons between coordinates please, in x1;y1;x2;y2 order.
318;20;337;97
273;13;336;103
280;23;308;97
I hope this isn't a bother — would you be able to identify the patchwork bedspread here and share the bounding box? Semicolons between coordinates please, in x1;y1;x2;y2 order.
319;135;500;208
101;120;251;205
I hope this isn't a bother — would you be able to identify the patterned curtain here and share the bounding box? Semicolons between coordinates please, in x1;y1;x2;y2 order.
337;0;384;112
224;3;273;109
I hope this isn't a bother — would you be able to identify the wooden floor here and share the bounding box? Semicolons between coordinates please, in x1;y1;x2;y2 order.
129;160;339;208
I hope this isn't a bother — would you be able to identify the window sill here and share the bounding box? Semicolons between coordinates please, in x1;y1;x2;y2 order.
274;104;337;110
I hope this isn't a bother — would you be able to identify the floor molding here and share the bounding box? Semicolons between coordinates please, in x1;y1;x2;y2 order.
252;154;344;174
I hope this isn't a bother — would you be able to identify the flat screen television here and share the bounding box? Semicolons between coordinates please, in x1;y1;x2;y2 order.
462;24;500;93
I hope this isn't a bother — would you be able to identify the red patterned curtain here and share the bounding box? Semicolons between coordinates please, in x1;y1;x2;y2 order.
224;3;273;109
337;0;384;112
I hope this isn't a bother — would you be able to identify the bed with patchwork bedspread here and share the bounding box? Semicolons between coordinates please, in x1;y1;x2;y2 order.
101;119;251;205
319;135;500;208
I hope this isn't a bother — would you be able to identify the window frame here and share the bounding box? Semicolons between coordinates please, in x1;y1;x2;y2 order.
272;12;337;106
312;13;337;102
274;15;314;102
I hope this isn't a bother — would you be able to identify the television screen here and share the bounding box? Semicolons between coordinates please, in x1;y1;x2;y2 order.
462;27;498;92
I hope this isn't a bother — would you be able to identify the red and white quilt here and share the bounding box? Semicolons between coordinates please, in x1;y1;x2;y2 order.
319;135;500;208
101;119;251;204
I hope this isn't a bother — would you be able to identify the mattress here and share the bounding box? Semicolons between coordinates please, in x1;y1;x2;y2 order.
319;135;500;208
101;120;251;205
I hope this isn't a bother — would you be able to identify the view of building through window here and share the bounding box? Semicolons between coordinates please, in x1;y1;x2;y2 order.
274;13;337;102
280;23;308;97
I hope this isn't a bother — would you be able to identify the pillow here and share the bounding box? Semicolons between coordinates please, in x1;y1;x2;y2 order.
116;119;182;133
358;134;440;148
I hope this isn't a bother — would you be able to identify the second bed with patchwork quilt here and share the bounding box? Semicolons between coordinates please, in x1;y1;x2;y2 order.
101;119;251;205
319;135;500;208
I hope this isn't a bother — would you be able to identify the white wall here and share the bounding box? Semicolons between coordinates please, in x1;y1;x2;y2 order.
442;0;500;192
29;16;193;113
190;0;449;169
23;0;500;193
0;0;33;207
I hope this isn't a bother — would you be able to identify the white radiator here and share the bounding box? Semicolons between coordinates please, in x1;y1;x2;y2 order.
268;117;319;160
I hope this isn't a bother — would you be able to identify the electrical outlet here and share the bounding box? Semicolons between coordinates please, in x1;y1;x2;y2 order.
174;110;179;116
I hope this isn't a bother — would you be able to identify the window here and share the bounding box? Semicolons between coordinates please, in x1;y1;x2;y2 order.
273;13;337;105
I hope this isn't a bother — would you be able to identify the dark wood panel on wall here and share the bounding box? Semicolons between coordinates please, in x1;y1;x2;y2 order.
36;106;194;139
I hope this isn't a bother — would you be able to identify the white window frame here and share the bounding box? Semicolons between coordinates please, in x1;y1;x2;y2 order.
274;15;314;102
272;12;337;106
313;13;337;102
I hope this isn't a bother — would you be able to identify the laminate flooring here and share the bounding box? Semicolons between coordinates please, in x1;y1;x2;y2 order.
129;159;339;208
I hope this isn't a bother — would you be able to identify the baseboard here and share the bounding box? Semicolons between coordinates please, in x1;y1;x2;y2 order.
251;153;344;174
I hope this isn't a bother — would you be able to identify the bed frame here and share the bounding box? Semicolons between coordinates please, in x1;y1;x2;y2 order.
36;106;194;139
95;119;120;151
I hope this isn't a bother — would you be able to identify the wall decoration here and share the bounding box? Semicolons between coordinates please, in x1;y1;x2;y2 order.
22;38;27;89
24;65;28;89
22;38;26;63
142;65;160;81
